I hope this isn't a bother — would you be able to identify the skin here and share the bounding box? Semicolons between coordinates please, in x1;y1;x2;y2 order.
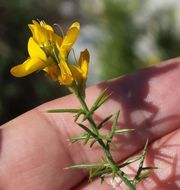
0;58;180;190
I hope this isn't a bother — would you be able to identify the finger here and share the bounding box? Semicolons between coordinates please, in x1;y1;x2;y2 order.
0;58;180;190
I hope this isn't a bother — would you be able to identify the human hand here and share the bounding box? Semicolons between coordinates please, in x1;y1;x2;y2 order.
0;58;180;190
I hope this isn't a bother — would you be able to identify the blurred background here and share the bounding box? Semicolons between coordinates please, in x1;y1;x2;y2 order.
1;0;180;124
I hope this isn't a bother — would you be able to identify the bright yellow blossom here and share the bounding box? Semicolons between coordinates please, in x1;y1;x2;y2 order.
11;37;59;79
57;49;89;86
28;20;80;61
10;20;80;82
70;49;89;86
10;19;89;95
57;22;80;60
58;60;74;86
28;20;62;49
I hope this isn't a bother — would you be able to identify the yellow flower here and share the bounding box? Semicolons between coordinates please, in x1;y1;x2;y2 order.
10;37;60;80
57;22;80;60
29;20;80;61
28;20;62;49
58;60;74;86
70;49;89;86
58;49;89;85
10;20;80;81
56;22;81;86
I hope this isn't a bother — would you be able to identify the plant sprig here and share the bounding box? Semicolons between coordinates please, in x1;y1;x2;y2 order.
48;88;155;190
11;20;155;190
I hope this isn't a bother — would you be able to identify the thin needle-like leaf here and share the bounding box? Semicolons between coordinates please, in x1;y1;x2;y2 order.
134;139;149;183
108;110;120;142
70;133;90;143
77;123;97;138
46;108;82;113
83;89;110;121
65;162;110;169
97;115;113;129
115;128;135;134
118;156;141;169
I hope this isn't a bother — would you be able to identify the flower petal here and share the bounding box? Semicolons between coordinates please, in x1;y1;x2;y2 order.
10;57;45;77
60;22;80;57
28;37;47;61
43;57;60;81
58;60;74;85
39;20;54;31
29;20;63;50
69;64;82;84
28;21;50;45
79;49;89;79
52;33;63;47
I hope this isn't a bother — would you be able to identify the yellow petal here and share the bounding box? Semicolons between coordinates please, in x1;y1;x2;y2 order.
28;21;42;39
70;22;80;30
28;24;35;35
43;57;60;81
69;64;82;84
67;49;89;85
28;37;47;61
58;60;74;85
32;20;41;27
10;57;45;77
79;49;89;79
29;20;62;50
40;20;54;31
54;33;63;48
32;20;54;32
43;65;59;81
29;21;49;45
60;22;80;57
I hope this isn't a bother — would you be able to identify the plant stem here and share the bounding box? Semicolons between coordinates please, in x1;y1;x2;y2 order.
76;90;136;190
117;171;136;190
76;90;99;136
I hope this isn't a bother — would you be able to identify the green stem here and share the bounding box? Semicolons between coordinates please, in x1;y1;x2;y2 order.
75;89;136;190
99;139;136;190
76;89;99;136
117;171;136;190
